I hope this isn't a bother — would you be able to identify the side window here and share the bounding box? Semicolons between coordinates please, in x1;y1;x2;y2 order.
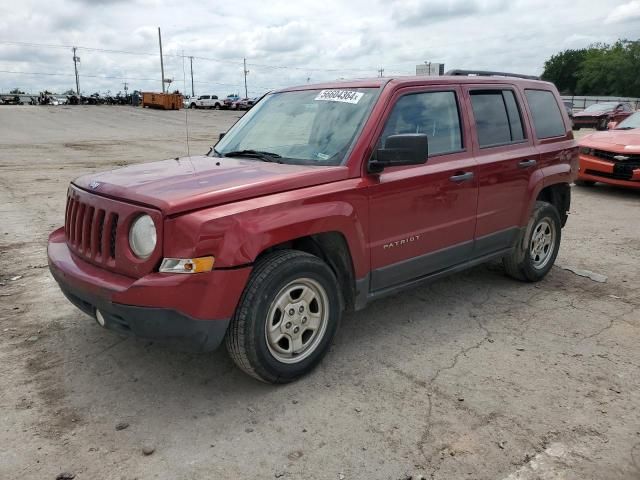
201;95;210;100
470;90;525;148
380;91;462;156
524;89;566;139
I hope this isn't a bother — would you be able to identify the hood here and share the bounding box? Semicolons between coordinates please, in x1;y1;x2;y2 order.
579;129;640;153
73;155;349;215
573;110;609;118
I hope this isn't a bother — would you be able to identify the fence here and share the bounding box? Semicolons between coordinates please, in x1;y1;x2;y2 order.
561;95;640;111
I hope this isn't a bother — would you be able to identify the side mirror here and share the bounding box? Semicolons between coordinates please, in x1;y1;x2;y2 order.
219;132;225;140
369;134;428;173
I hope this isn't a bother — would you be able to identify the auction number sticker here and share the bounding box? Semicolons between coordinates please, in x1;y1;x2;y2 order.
315;90;364;104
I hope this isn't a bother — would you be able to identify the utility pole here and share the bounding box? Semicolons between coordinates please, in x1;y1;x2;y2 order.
72;47;80;95
243;57;249;99
122;82;128;94
189;56;194;97
378;67;384;78
158;27;165;93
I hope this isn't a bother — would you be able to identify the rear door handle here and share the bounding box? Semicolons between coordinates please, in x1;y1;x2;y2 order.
518;159;537;168
449;171;474;183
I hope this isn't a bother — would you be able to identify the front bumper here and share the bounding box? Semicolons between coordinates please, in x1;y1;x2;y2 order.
578;155;640;188
48;227;252;351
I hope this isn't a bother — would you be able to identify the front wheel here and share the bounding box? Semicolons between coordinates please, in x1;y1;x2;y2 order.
189;103;196;109
226;250;342;383
503;201;561;282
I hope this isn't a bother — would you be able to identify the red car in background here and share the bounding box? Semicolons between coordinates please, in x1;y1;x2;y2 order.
576;111;640;188
572;101;634;130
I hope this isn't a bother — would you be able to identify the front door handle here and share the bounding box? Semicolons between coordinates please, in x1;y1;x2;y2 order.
518;159;537;168
449;171;474;183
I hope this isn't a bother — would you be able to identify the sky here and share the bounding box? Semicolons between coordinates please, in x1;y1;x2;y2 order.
1;0;639;96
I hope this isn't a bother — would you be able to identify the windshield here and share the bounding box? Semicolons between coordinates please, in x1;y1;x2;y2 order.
583;102;619;113
615;111;640;129
214;88;378;165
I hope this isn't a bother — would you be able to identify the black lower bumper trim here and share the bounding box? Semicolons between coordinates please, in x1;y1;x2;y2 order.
59;285;230;352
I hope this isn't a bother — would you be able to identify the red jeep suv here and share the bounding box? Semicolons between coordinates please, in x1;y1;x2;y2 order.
48;71;577;383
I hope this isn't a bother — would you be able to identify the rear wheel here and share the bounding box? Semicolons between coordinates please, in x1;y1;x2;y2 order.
226;250;342;383
504;201;561;282
214;103;221;110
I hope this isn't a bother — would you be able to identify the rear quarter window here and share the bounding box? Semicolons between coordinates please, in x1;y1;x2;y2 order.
524;89;566;139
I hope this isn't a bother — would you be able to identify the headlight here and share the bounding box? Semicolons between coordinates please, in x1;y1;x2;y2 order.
129;214;157;259
579;147;593;156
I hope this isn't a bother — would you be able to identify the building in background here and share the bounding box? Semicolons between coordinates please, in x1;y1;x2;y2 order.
416;62;445;76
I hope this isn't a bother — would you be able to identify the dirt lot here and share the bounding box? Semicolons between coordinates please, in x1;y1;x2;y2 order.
1;105;639;480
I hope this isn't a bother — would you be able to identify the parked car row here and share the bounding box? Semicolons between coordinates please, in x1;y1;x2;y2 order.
185;93;259;110
0;92;142;106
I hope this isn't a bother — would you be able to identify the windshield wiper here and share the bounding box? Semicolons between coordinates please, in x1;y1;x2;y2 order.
223;149;283;163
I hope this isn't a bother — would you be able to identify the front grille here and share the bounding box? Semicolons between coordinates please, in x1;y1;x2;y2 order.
63;185;162;278
65;195;118;263
592;149;640;164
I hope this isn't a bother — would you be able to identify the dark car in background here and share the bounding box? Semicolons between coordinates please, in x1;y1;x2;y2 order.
572;101;634;130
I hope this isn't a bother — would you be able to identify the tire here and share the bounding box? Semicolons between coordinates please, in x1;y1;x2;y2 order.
503;201;562;282
575;180;595;187
189;103;196;109
214;103;221;110
226;250;342;383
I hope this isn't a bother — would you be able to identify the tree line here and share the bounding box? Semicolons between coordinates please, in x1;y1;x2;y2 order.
541;40;640;97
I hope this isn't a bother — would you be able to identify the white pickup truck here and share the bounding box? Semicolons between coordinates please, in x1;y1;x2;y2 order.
187;95;223;109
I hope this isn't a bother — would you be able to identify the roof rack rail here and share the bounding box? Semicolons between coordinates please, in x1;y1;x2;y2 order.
445;69;540;81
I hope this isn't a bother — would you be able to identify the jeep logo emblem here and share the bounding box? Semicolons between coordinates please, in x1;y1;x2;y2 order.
89;180;101;190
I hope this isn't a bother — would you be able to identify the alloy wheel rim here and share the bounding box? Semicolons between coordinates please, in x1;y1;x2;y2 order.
530;218;555;270
265;278;329;364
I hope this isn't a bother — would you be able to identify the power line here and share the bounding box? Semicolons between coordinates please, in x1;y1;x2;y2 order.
0;69;276;91
0;40;381;74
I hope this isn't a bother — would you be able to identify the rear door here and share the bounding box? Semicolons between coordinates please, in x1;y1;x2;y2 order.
367;86;479;291
464;85;538;255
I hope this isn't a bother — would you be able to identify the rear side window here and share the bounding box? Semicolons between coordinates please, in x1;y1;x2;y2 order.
524;89;565;139
470;90;525;148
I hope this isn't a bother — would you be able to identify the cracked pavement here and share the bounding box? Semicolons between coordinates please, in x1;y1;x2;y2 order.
1;106;639;479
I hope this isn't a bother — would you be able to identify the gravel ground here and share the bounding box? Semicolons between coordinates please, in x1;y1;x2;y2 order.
0;105;639;480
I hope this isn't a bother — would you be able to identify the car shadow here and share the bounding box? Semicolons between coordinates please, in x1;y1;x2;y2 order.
575;182;640;199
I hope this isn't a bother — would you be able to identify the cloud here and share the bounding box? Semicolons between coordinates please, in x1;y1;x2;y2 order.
392;0;509;26
1;0;639;95
605;0;640;24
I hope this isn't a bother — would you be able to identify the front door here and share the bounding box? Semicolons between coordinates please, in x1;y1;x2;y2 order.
367;87;479;291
